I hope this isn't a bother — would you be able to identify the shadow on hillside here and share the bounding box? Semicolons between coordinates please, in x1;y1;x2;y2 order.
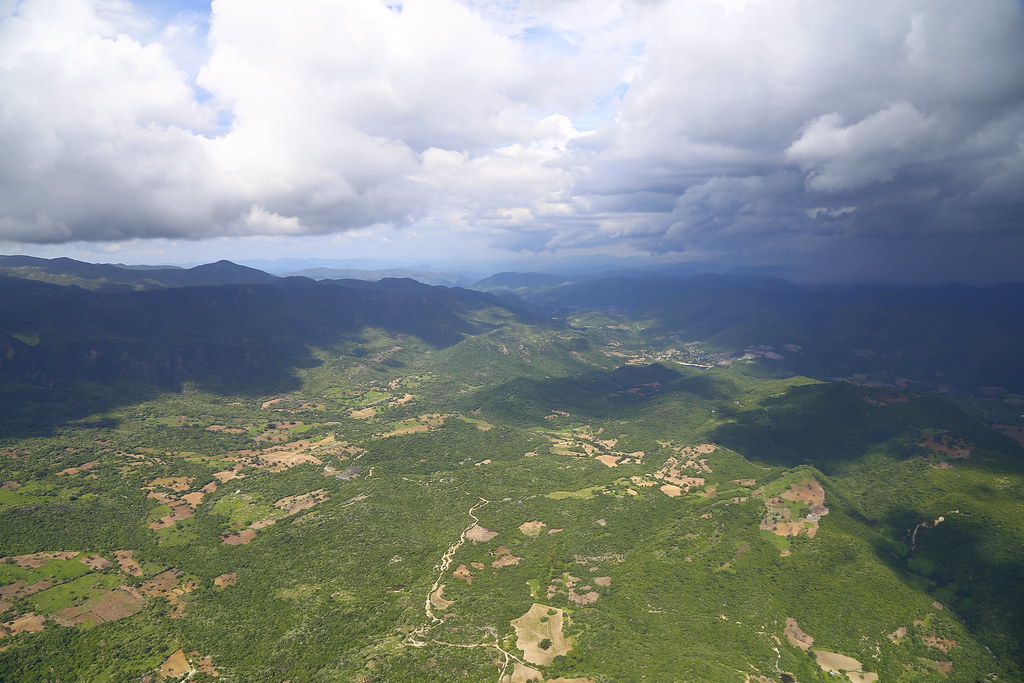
710;382;903;472
0;279;529;438
874;505;1024;674
471;362;738;426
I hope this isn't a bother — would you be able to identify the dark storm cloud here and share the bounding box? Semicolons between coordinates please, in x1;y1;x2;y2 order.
0;0;1022;282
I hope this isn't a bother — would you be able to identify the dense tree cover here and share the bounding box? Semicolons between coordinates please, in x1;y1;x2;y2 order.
0;271;1021;681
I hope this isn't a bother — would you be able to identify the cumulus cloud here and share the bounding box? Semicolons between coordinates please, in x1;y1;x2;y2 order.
0;0;574;242
787;102;935;192
0;0;1022;281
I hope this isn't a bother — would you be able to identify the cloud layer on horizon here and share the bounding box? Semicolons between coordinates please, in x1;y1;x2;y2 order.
1;0;1023;281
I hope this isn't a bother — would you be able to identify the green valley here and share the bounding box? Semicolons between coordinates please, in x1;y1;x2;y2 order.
0;263;1021;682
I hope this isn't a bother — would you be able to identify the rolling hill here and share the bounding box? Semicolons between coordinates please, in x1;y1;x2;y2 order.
0;260;1021;682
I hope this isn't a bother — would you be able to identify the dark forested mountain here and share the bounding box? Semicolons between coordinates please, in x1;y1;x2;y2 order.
0;273;540;435
0;261;1021;682
0;255;278;290
281;266;469;287
481;272;1024;393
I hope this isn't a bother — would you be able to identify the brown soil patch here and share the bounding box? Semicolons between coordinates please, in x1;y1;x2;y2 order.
921;635;957;653
548;528;563;534
205;425;245;433
593;576;612;587
8;551;79;568
783;618;814;651
142;570;181;596
631;476;655;487
212;466;245;483
0;579;51;604
261;397;284;409
181;492;205;508
887;626;907;641
813;650;865;673
729;479;756;486
380;413;447;437
79;554;112;570
847;673;879;683
519;521;547;536
511;603;572;666
550;574;603;605
147;476;193;492
55;586;145;626
918;432;973;459
221;528;259;545
652;444;715;492
275;489;330;515
655;459;705;490
260;451;323;471
429;585;454;610
220;520;276;548
546;426;645;464
568;590;599;605
51;605;97;627
114;550;143;576
994;424;1024;446
471;562;485;570
780;479;825;506
234;435;335;470
56;461;99;476
195;655;218;677
660;484;682;497
213;573;237;589
453;565;473;583
149;499;194;530
491;554;522;568
503;662;543;683
160;649;191;678
387;424;429;436
143;570;191;617
466;524;499;543
350;407;377;419
0;481;20;490
762;479;829;538
0;613;46;638
772;521;805;536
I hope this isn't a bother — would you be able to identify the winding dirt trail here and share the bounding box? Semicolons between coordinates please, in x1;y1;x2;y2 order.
406;496;529;681
423;497;488;624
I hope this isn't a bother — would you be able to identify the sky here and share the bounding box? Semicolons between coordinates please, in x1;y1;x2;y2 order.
1;0;1023;283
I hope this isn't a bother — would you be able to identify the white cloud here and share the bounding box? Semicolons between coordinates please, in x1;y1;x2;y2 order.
0;0;1022;283
786;101;935;192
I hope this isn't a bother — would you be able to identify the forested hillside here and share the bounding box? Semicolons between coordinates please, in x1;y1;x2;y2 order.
0;262;1021;682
